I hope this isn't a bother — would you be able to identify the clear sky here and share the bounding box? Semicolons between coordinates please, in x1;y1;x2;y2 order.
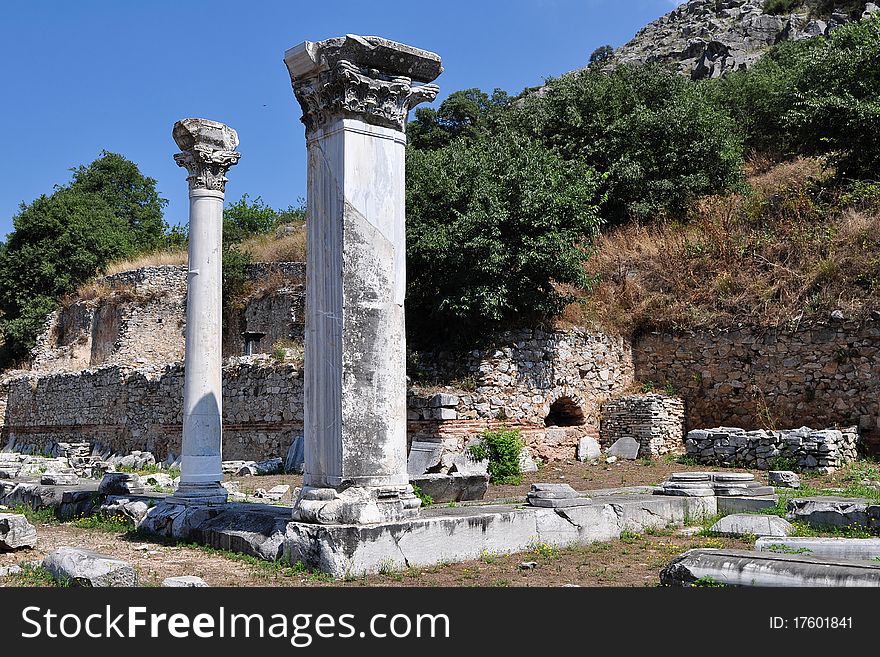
0;0;681;238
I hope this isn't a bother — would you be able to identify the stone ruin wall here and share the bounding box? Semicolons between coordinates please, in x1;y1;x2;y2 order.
31;263;305;373
410;328;636;462
634;319;880;454
600;393;685;458
1;358;303;463
685;426;860;473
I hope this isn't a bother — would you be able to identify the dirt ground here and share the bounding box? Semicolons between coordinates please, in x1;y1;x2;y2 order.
225;456;763;503
0;457;766;587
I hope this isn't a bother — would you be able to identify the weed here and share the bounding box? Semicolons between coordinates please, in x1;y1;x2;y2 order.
71;513;133;533
692;575;727;587
764;543;813;554
620;530;642;544
6;563;69;588
411;483;433;507
468;427;523;485
530;540;560;561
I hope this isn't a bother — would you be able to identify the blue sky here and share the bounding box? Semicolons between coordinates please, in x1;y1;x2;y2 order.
0;0;681;237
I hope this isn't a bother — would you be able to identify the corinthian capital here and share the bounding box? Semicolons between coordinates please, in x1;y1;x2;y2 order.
284;34;443;133
172;118;241;193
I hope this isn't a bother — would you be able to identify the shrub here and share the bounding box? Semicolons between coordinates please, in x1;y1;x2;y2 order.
406;128;602;345
468;428;524;485
524;63;745;224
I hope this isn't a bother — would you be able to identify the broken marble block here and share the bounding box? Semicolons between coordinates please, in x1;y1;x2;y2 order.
0;513;38;550
98;472;145;495
407;440;444;476
254;485;291;502
769;470;801;488
709;514;794;538
39;471;79;486
448;453;488;476
519;448;538;473
577;436;601;462
409;473;488;503
606;437;640;460
142;473;174;489
526;483;591;508
42;547;137;587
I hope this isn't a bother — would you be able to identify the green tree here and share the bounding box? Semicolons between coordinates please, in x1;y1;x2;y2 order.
223;193;281;245
406;128;603;345
408;88;511;150
589;44;614;67
67;151;168;250
0;189;137;363
525;63;745;223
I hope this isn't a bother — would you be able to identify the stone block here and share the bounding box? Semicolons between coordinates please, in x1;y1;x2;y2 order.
409;473;488;503
769;470;800;488
448;453;488;476
162;576;209;587
577;436;601;462
755;537;880;561
606;437;640;460
786;497;878;530
709;514;794;537
519;448;538;473
0;513;37;550
42;547;137;587
98;472;144;496
285;436;304;474
39;471;79;486
407;441;443;476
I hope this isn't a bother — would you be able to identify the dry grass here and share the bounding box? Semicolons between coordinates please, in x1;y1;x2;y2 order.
238;223;306;263
573;157;880;335
103;249;188;276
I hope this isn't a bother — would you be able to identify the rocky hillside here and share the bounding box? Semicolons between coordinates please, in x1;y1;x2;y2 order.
611;0;878;79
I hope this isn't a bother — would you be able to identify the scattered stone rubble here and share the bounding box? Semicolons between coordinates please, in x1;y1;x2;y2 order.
685;426;859;472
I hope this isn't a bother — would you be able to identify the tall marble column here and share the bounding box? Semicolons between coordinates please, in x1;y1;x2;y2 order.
169;118;241;505
284;35;442;524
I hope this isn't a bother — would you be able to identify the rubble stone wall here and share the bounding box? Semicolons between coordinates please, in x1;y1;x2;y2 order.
1;358;303;462
685;425;860;473
634;320;880;453
32;263;306;372
413;328;635;460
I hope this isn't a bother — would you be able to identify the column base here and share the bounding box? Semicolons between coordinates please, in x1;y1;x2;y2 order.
292;484;421;525
167;482;228;506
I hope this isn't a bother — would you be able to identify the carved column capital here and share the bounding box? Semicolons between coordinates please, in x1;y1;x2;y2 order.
285;34;442;133
172;118;241;193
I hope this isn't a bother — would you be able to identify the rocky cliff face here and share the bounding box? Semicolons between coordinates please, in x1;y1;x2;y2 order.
611;0;879;79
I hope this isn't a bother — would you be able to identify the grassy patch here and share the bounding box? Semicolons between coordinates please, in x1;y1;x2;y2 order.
6;563;69;588
70;512;134;533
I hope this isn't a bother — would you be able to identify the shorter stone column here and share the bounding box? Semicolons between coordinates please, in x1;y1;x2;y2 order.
168;118;240;505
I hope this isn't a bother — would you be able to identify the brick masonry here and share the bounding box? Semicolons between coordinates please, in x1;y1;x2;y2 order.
600;393;685;457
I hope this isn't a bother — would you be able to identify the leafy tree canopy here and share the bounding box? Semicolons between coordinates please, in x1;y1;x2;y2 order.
406;128;603;345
